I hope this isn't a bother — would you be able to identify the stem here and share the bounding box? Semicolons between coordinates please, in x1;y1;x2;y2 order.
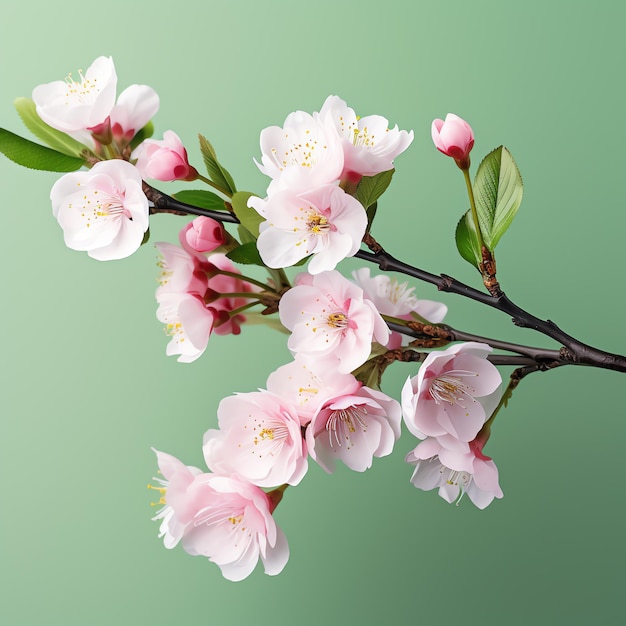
475;360;558;447
463;168;485;252
378;346;540;368
195;172;233;198
212;268;273;292
439;324;562;363
212;291;265;300
266;484;288;513
267;267;292;291
384;317;565;366
144;183;239;222
223;301;260;318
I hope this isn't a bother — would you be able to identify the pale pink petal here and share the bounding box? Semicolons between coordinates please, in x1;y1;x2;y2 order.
110;84;159;140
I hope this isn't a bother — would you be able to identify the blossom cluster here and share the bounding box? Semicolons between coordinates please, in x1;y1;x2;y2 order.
16;56;508;581
249;95;414;273
37;56;197;260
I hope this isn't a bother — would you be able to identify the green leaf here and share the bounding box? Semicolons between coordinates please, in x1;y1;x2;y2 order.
237;224;256;245
172;189;227;211
455;209;482;269
473;146;523;251
0;128;85;172
129;121;154;151
232;191;264;239
226;242;263;265
355;169;394;209
366;201;378;232
198;134;237;195
14;97;88;158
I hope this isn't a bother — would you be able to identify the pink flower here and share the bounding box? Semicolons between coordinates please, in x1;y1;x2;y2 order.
251;184;367;273
109;84;160;144
401;342;501;443
431;113;474;168
155;243;214;363
255;110;344;194
203;391;308;488
33;56;118;133
132;130;198;181
154;245;255;361
279;270;389;374
151;450;289;581
306;385;401;473
50;159;149;261
156;291;217;363
406;437;503;509
266;354;362;426
318;95;414;178
179;216;225;255
156;241;211;294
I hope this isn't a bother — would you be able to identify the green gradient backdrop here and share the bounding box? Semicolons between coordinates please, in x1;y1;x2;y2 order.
1;1;625;625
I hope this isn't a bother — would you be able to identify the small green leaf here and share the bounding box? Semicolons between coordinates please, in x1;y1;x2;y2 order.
172;189;227;211
232;191;264;239
238;225;256;245
226;242;264;265
198;134;237;195
129;121;154;151
355;169;394;209
366;201;378;232
0;128;85;172
455;209;482;269
473;146;523;251
14;97;88;158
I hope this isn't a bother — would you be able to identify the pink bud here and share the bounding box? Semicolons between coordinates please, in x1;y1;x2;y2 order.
179;216;225;254
132;130;198;181
431;113;474;169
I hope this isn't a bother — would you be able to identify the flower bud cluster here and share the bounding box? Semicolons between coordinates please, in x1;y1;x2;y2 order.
155;221;253;363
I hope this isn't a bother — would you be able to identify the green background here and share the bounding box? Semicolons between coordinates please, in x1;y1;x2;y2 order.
1;1;625;624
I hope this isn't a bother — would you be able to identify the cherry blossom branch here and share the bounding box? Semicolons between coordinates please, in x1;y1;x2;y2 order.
384;318;564;363
143;184;626;373
358;234;626;373
144;183;238;222
376;345;541;368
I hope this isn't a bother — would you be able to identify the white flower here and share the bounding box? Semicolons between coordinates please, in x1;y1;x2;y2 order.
406;437;503;509
255;110;344;194
32;56;117;133
50;160;149;261
318;95;414;177
252;185;367;273
352;267;447;321
155;291;216;363
110;84;160;142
